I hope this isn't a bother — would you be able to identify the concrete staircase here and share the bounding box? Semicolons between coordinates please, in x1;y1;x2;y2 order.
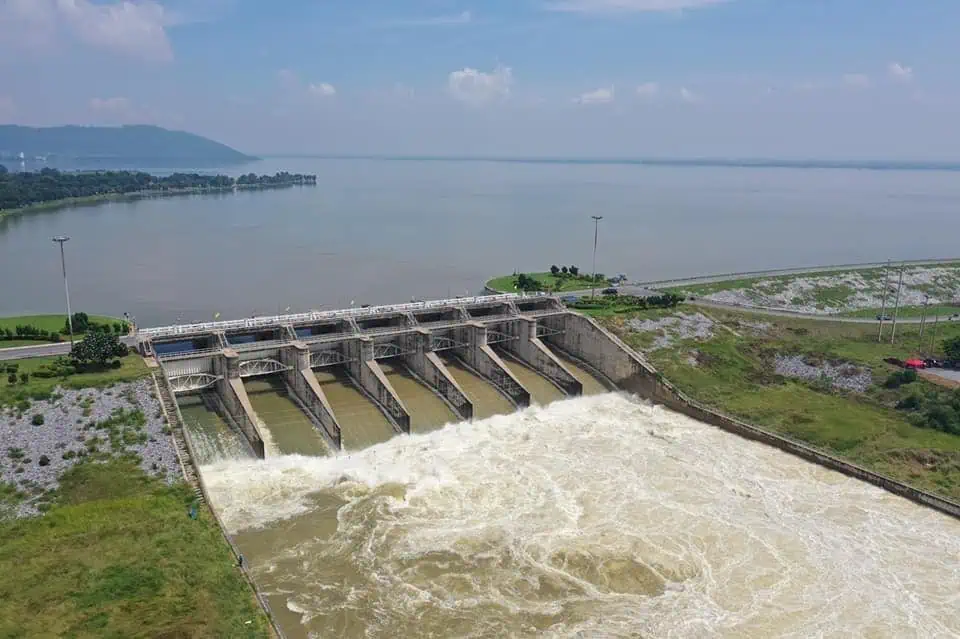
152;372;204;502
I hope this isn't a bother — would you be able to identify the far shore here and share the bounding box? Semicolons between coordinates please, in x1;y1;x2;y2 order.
0;180;313;220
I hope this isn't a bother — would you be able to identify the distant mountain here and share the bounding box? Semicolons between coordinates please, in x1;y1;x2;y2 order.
0;125;256;166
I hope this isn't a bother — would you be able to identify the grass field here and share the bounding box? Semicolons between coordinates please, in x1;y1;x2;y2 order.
0;460;269;638
486;272;599;293
840;305;960;319
601;304;960;500
0;314;122;350
0;354;150;408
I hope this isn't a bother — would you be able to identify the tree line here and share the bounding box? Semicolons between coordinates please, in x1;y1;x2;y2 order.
0;167;317;210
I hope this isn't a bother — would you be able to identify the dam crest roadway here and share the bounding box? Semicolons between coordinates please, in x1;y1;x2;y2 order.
142;294;624;457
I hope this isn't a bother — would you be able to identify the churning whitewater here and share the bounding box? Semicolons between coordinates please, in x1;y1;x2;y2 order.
201;394;960;639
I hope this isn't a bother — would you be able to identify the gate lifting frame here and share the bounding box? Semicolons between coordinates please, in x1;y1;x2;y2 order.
309;350;353;368
486;330;518;345
168;373;222;393
373;343;417;360
238;358;291;378
431;335;469;351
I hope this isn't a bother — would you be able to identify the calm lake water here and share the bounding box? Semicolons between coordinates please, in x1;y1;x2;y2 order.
2;158;960;325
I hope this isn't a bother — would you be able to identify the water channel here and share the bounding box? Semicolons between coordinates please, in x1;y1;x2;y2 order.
243;378;331;458
439;355;516;420
377;360;458;434
310;367;395;451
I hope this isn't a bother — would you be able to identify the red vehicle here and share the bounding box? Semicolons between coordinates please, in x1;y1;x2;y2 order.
904;358;926;370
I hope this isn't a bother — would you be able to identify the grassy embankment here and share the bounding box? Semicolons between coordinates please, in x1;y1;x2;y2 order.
0;353;149;408
487;272;600;293
0;460;269;638
0;353;270;637
0;314;120;349
597;303;960;500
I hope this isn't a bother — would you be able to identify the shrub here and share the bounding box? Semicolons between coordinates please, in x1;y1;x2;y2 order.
18;373;28;385
38;455;50;466
6;373;15;385
30;414;44;426
62;450;77;460
884;369;918;389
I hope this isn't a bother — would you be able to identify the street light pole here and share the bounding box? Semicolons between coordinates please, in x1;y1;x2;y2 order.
52;236;74;346
590;215;603;299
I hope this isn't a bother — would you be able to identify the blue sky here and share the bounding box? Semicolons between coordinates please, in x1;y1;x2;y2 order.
1;0;958;158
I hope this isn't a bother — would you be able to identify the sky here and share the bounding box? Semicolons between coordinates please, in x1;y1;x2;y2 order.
0;0;958;159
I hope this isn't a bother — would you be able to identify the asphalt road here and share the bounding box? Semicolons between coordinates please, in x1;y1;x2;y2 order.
0;336;137;362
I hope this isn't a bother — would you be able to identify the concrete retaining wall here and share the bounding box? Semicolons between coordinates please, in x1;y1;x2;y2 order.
344;338;411;434
213;351;266;458
502;318;581;396
403;330;474;420
454;324;530;408
563;311;960;521
280;343;343;449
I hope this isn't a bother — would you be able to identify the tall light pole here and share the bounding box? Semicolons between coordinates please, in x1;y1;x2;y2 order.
590;215;603;299
52;236;74;346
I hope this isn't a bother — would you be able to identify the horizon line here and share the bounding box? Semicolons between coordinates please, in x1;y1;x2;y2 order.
254;154;960;172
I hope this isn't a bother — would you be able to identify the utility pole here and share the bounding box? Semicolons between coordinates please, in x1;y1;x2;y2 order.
930;306;941;357
877;260;891;342
918;295;929;353
590;215;603;299
890;263;905;344
52;236;74;346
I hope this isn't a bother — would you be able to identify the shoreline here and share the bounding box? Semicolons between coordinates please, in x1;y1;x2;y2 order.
0;180;314;220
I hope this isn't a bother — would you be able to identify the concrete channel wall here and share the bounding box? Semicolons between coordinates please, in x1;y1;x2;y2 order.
502;317;582;396
281;343;343;449
403;331;474;421
563;311;960;521
345;338;411;434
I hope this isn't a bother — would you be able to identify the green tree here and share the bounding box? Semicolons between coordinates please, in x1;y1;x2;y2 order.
943;336;960;360
569;265;580;276
550;265;560;276
71;331;128;368
66;312;90;334
561;266;568;275
18;373;28;385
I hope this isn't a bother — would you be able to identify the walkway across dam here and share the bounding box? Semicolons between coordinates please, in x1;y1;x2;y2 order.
143;294;621;458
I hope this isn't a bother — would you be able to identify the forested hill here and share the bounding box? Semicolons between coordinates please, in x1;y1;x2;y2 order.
0;125;255;165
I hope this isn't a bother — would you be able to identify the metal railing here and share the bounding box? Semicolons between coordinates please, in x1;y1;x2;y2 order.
138;294;536;340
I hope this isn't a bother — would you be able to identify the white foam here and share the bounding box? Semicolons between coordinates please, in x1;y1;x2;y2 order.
201;394;960;637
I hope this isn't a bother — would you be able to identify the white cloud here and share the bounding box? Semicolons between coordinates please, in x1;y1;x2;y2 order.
448;66;513;105
679;87;701;103
843;73;870;89
308;83;337;98
546;0;729;14
888;62;913;82
636;82;660;99
386;11;472;27
576;86;615;104
0;0;175;61
89;96;132;112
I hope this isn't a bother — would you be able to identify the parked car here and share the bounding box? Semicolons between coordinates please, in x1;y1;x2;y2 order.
602;287;619;296
876;314;892;321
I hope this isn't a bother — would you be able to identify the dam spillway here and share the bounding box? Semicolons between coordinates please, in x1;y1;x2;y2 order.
143;293;632;456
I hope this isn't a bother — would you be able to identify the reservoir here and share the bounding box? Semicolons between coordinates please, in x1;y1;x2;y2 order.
4;159;960;325
201;394;960;638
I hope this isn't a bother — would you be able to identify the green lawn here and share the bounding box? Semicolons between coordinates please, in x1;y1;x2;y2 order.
601;305;960;500
0;314;122;350
487;272;600;293
0;354;150;408
0;460;269;638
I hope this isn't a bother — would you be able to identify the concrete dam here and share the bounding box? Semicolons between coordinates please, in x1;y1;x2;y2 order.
140;294;638;459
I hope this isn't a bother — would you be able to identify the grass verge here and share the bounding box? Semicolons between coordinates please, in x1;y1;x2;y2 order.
0;314;121;349
840;305;960;319
0;354;149;408
0;459;269;638
487;272;599;293
601;304;960;500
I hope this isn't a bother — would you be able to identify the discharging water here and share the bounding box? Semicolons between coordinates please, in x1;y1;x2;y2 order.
243;378;331;457
547;347;610;396
440;355;515;420
498;351;566;406
177;394;253;464
311;367;395;451
201;394;960;638
378;360;457;434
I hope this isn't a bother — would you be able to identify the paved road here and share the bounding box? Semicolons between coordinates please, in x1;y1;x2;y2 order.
0;336;137;362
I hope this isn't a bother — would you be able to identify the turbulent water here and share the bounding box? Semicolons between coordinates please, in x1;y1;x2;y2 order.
201;394;960;638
